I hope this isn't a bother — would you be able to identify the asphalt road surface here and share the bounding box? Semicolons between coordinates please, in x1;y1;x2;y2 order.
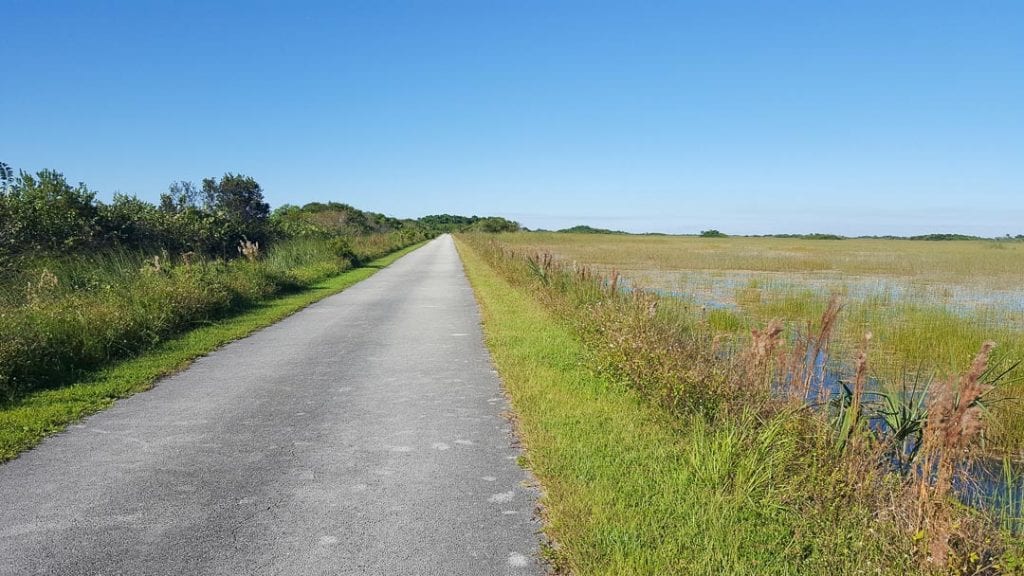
0;235;543;576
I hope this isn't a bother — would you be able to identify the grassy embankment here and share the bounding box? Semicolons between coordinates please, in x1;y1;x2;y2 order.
0;240;424;461
494;232;1024;450
457;234;1024;575
457;238;916;575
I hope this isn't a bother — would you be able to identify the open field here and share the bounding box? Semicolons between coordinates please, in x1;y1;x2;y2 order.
499;234;1024;291
493;233;1024;450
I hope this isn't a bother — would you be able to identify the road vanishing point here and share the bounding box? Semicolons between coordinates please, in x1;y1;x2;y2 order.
0;235;544;576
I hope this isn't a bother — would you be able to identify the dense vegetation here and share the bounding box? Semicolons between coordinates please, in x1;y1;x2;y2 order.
0;163;515;402
415;213;520;233
460;233;1024;574
0;245;420;462
557;225;628;234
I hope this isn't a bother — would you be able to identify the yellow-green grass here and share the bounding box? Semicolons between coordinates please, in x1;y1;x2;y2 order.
499;233;1024;289
456;238;917;575
495;232;1024;451
0;243;422;462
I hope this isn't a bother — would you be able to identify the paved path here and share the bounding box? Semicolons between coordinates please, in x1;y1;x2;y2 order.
0;235;543;576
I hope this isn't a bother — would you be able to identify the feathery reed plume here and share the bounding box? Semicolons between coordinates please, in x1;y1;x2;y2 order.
25;269;59;307
801;294;843;398
835;331;873;454
609;269;620;296
631;288;658;319
238;238;260;261
140;255;164;275
916;341;996;567
573;261;592;283
525;251;555;285
851;331;872;425
744;319;784;392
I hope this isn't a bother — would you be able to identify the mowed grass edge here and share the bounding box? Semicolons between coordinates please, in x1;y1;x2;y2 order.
455;239;910;575
456;238;678;573
0;242;425;462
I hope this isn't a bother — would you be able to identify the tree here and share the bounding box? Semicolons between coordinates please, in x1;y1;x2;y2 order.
160;181;199;213
202;173;269;224
468;217;520;233
198;173;271;254
700;229;727;238
0;162;12;193
98;193;163;248
2;169;99;252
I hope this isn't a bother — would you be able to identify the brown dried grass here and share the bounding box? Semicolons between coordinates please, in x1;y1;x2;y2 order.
915;341;996;567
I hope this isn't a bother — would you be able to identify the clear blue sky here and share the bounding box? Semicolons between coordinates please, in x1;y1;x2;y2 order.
2;0;1022;235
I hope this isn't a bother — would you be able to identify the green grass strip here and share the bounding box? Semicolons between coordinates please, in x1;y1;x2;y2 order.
457;239;704;574
455;239;914;576
0;243;423;462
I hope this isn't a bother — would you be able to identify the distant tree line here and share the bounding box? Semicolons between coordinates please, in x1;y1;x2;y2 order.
558;225;628;235
0;163;521;272
548;223;1024;241
417;214;520;233
753;233;1024;241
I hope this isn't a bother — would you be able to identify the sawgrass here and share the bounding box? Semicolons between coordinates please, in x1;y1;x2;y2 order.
499;233;1024;289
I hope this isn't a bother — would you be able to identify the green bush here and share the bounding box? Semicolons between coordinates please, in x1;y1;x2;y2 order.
0;169;99;253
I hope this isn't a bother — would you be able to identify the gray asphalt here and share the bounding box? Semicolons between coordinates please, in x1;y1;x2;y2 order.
0;235;544;576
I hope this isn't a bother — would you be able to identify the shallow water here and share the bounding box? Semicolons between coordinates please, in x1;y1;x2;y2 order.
961;458;1024;531
614;269;1024;523
813;356;1023;526
617;268;1024;319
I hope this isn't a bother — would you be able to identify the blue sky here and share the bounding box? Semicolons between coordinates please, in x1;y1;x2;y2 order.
2;1;1022;235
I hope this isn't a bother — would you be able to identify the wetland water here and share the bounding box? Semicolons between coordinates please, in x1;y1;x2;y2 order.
617;268;1024;320
500;233;1024;527
617;268;1024;526
808;353;1022;525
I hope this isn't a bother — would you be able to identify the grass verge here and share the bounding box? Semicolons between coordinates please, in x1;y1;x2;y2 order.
0;242;423;462
456;239;917;575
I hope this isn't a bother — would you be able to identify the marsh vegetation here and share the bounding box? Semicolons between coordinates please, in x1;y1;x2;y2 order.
460;232;1024;574
496;233;1024;450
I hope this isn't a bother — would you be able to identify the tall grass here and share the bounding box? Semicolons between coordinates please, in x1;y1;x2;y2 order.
0;233;421;401
461;233;1023;573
